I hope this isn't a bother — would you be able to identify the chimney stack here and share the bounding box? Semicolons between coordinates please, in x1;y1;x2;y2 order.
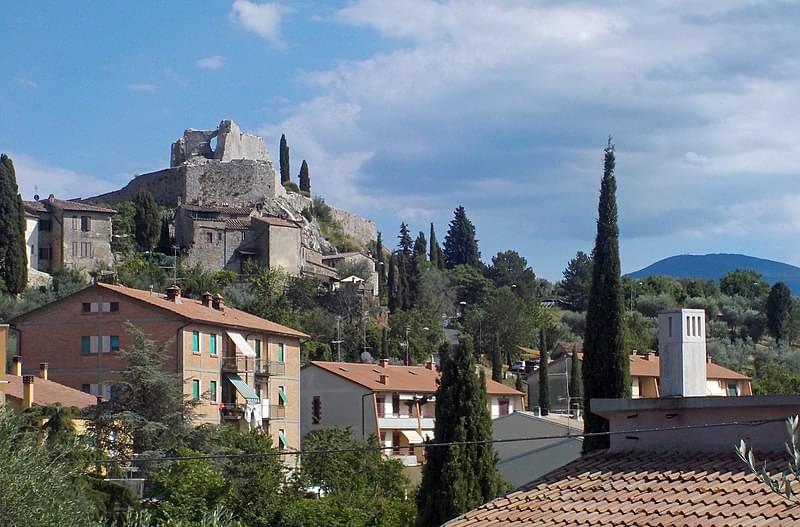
12;356;22;376
379;374;389;384
39;362;48;380
201;291;213;307
379;358;389;368
657;309;707;397
166;284;182;303
22;375;34;408
212;293;224;311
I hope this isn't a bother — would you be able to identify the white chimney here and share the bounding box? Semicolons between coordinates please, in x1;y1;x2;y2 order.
657;308;707;397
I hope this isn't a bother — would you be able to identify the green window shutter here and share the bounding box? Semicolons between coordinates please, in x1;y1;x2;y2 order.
278;429;288;449
110;336;120;352
278;387;288;406
81;336;91;354
210;380;217;402
277;343;285;363
192;331;200;353
192;379;200;401
210;334;217;356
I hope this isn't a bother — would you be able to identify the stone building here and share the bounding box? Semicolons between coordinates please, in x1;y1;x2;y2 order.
23;194;115;274
174;205;254;271
322;251;379;297
10;282;306;451
88;120;284;208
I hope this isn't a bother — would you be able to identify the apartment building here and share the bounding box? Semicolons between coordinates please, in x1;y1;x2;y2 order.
301;359;524;466
10;282;306;451
23;194;115;274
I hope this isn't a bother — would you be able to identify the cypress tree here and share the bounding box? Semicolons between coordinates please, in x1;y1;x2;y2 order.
569;345;582;414
387;252;402;312
413;231;427;259
279;134;290;184
416;336;505;526
375;232;386;302
0;154;27;293
443;206;481;269
398;223;413;256
538;328;550;416
133;191;161;251
429;222;442;269
397;251;412;310
381;327;389;359
766;282;792;344
582;139;628;452
298;159;310;193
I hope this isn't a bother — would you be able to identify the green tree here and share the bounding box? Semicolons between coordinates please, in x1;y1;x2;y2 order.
133;190;161;251
398;223;413;256
0;409;101;527
299;159;311;193
569;345;582;413
414;231;427;259
0;154;27;294
480;286;537;374
429;222;443;269
387;252;404;312
280;133;290;184
156;215;174;254
443;206;481;269
376;232;386;302
720;269;770;299
559;251;593;311
766;282;793;343
487;250;537;299
583;139;628;452
416;337;506;526
538;327;550;416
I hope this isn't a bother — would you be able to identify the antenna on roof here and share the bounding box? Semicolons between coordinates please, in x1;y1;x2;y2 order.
158;245;182;287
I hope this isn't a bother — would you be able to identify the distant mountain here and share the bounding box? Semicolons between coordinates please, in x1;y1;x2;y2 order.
627;253;800;293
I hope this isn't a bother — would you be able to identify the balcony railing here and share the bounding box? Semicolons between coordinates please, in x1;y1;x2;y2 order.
221;356;286;376
221;355;250;373
220;403;245;420
269;405;286;419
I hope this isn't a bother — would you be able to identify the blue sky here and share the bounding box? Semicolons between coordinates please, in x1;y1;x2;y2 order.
3;1;800;281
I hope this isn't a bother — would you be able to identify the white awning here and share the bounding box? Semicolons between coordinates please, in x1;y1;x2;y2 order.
421;430;434;441
401;430;424;444
227;331;256;358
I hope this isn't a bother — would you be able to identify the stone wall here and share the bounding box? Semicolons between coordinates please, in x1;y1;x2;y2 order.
329;206;377;247
171;119;268;167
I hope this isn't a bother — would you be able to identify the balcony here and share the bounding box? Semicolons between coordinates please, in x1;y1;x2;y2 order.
269;404;286;419
220;399;271;421
254;359;286;377
378;416;420;429
221;355;251;373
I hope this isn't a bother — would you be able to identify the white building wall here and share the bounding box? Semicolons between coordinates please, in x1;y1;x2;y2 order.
25;216;38;269
299;366;376;442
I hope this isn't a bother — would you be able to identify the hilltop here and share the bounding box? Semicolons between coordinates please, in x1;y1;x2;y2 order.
628;253;800;293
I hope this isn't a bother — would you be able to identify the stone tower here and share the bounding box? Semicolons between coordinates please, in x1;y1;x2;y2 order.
657;308;707;397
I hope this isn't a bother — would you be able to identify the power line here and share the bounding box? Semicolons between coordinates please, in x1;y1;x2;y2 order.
82;417;784;465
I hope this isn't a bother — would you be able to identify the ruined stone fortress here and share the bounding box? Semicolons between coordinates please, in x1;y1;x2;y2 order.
91;120;286;208
86;120;378;294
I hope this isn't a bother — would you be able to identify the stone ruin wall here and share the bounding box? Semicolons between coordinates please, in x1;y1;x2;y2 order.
329;206;377;247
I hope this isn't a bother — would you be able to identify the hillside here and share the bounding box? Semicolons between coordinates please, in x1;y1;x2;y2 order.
627;253;800;293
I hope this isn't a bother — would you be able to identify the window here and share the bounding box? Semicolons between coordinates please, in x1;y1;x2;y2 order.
81;384;91;394
82;302;91;313
110;302;119;312
376;397;385;418
278;429;288;450
109;336;120;352
241;231;246;241
686;316;691;336
81;336;92;354
209;334;217;356
392;393;400;417
80;242;92;258
192;331;200;353
499;399;510;416
38;219;51;232
192;379;200;401
691;316;696;337
209;380;217;402
39;247;51;259
312;395;322;424
72;242;79;257
206;232;213;243
30;245;35;257
278;386;287;407
697;316;702;337
727;382;739;396
81;216;91;232
72;216;78;230
217;232;223;242
277;343;285;363
668;316;672;337
254;339;262;359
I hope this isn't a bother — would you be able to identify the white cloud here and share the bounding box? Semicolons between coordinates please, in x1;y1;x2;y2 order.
127;83;158;93
195;55;225;70
9;153;119;201
14;77;38;89
230;1;286;49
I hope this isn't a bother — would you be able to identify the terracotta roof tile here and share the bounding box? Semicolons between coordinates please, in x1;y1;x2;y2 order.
96;283;308;338
308;361;524;396
445;451;800;526
253;215;300;228
4;375;97;408
180;204;252;215
25;197;116;214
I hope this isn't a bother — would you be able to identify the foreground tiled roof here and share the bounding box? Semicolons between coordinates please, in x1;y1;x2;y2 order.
25;196;116;214
629;354;749;380
309;361;523;396
4;375;97;408
96;283;308;338
446;451;800;526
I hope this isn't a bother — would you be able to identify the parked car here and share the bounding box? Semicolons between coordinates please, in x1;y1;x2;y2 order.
511;360;526;373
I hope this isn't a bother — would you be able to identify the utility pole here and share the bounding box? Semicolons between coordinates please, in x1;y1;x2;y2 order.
333;315;343;362
404;326;410;366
